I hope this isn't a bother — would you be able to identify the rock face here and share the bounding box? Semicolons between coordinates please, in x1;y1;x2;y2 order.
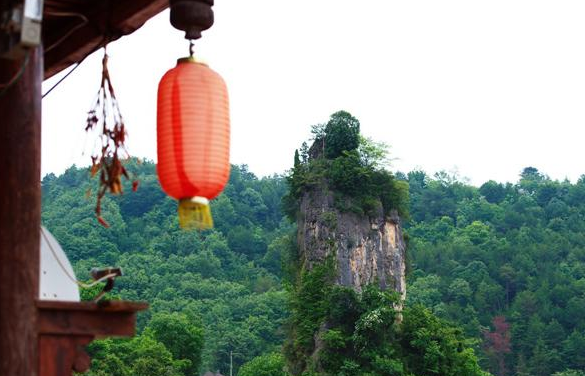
297;186;407;302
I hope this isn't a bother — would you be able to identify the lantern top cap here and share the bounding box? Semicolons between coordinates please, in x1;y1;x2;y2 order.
177;56;209;66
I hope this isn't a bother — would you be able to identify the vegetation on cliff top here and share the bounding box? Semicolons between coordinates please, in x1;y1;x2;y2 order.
283;111;409;221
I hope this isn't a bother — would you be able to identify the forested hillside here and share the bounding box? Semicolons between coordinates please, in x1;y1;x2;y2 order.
41;160;585;376
404;167;585;376
42;161;292;374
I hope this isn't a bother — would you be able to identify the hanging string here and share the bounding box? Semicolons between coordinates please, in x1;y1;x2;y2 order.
42;56;84;98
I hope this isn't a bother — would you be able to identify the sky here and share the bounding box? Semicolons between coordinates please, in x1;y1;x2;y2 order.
42;1;585;186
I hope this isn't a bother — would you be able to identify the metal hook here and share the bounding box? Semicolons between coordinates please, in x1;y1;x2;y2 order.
189;40;194;57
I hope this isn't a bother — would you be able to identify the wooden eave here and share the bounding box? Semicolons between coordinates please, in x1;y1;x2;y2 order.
43;0;168;79
38;300;149;337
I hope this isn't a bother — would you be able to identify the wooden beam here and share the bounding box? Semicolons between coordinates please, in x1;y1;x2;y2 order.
0;46;42;376
38;301;148;337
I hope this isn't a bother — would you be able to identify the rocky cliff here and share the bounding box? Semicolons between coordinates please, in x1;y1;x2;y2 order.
284;112;411;375
297;186;407;303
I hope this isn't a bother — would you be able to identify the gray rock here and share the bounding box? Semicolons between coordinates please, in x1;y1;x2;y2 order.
297;187;406;304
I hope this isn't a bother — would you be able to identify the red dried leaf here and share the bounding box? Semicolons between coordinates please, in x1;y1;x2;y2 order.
86;48;139;227
97;216;110;228
90;163;100;177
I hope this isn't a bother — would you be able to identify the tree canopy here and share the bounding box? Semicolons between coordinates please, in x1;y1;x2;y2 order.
41;124;585;376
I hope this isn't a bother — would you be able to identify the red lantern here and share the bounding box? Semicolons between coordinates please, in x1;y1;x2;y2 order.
157;57;230;229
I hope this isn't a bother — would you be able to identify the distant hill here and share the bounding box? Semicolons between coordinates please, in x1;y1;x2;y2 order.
42;160;291;374
42;157;585;376
406;167;585;376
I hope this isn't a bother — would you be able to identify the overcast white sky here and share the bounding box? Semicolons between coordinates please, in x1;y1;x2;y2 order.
42;1;585;186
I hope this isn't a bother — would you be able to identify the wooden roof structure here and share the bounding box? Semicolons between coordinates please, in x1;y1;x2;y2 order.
43;0;168;78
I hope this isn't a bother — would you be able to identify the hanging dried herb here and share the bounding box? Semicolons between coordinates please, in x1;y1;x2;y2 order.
85;48;138;227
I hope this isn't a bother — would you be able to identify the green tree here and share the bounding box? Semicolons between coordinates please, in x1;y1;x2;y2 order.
399;305;489;376
87;353;129;376
553;371;585;376
148;312;204;376
324;111;360;159
479;180;507;204
358;136;390;169
528;339;561;376
562;331;585;370
238;353;287;376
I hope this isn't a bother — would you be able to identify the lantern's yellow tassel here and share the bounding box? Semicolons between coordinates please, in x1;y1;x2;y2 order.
178;197;213;230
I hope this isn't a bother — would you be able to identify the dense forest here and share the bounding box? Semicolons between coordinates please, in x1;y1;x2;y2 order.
42;161;292;374
42;128;585;376
405;167;585;376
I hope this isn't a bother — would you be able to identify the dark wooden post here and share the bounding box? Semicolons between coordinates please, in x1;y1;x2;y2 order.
0;46;42;376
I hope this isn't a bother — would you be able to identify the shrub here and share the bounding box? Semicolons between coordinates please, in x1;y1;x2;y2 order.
238;353;287;376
